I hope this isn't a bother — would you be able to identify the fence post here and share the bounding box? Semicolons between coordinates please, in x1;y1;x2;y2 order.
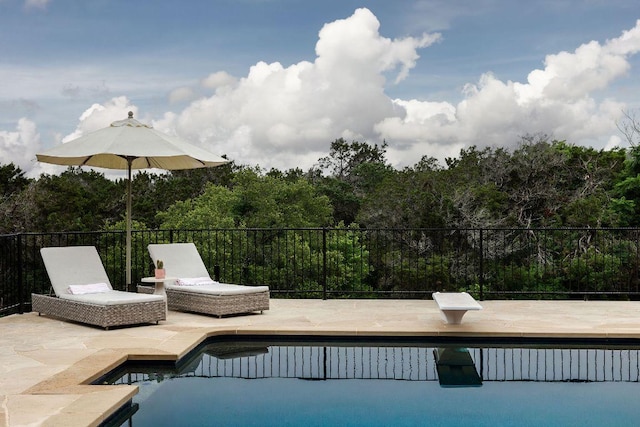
17;234;24;314
479;228;484;300
322;227;327;300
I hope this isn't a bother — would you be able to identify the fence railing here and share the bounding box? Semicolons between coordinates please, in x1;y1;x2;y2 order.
2;227;640;316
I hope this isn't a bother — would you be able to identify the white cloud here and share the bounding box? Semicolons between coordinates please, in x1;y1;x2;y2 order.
0;118;41;174
376;19;640;164
168;87;196;104
605;134;623;150
61;96;137;143
201;71;237;90
161;8;440;171
4;10;640;177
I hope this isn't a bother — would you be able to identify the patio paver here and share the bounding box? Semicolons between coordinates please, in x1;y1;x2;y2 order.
2;299;640;426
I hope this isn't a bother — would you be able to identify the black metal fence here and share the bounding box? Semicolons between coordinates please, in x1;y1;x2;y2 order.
2;227;640;317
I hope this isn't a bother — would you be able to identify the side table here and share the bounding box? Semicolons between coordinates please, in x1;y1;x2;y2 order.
140;276;177;296
140;277;176;315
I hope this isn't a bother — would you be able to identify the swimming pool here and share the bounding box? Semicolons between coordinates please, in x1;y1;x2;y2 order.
101;337;640;426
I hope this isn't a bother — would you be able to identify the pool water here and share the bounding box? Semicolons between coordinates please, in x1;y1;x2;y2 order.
104;339;640;426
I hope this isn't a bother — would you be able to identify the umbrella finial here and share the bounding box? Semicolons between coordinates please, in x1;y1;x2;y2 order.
111;111;150;128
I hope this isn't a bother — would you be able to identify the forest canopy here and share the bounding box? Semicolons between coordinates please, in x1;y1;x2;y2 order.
1;135;639;234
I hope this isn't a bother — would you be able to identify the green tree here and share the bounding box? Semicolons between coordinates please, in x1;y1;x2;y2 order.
444;146;512;228
158;167;332;229
1;167;119;232
0;163;30;198
611;146;640;226
546;142;626;227
323;224;372;295
0;163;33;232
312;138;391;225
357;158;452;229
232;168;332;228
156;168;348;293
157;184;236;229
120;159;237;228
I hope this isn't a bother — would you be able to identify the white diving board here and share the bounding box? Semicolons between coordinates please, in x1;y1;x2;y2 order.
432;292;482;325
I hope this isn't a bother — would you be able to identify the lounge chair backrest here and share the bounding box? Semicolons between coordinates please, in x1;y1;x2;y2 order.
148;243;211;279
40;246;113;296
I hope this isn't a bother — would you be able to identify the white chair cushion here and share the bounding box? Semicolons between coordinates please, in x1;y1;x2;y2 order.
41;246;114;297
60;290;164;305
68;282;111;295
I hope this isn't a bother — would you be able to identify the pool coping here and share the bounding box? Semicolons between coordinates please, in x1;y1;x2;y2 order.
3;299;640;426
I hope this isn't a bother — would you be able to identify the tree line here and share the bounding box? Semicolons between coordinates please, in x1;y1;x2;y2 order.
4;132;640;298
2;134;640;234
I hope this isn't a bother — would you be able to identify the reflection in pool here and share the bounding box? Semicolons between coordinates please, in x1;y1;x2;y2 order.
101;338;640;426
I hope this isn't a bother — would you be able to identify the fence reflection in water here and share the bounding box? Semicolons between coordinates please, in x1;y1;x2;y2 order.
108;343;640;386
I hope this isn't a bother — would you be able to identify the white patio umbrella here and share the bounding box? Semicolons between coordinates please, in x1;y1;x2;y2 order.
36;112;228;287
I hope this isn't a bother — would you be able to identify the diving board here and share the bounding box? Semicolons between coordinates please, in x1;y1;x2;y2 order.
432;292;482;325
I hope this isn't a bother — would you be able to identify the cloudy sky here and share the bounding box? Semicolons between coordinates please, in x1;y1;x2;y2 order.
1;0;640;177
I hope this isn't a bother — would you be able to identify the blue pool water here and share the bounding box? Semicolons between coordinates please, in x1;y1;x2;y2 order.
105;339;640;426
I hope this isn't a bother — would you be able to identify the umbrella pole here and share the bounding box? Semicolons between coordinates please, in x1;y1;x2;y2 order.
126;158;133;289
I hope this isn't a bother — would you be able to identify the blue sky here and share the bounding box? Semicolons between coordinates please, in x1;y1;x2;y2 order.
1;0;640;176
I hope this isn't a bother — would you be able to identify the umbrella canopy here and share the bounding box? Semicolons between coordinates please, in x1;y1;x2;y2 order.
37;112;227;170
36;112;228;286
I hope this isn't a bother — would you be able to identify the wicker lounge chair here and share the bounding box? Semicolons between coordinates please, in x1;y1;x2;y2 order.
146;243;269;317
32;246;166;329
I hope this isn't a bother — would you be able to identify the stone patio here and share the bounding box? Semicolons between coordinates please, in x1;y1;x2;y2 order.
2;298;640;426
